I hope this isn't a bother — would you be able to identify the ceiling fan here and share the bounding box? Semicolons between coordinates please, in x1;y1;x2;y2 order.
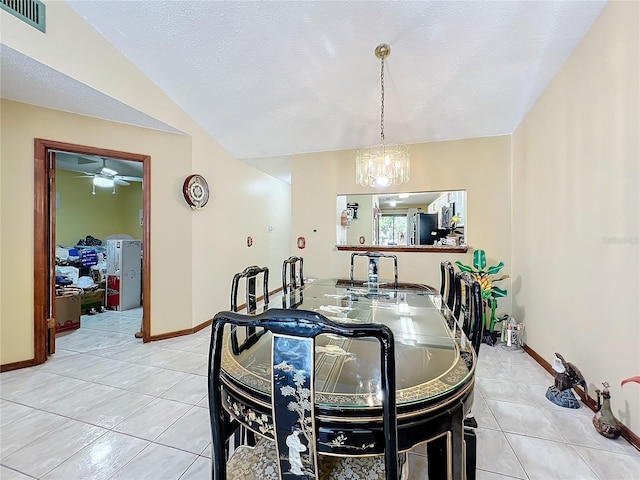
74;157;141;194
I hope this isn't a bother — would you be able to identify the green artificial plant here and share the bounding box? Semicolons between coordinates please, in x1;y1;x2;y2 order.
455;250;509;343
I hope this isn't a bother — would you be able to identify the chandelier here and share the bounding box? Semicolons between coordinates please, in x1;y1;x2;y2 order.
356;44;410;187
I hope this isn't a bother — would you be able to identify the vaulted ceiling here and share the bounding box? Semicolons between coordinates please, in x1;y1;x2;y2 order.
1;1;607;182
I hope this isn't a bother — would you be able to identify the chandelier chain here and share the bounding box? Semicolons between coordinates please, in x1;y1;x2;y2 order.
380;54;385;143
356;43;409;187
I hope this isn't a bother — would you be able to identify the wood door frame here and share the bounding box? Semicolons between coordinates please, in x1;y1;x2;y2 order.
34;139;151;364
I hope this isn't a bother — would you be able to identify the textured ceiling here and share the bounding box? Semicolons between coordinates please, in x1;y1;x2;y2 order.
2;1;607;183
0;45;182;135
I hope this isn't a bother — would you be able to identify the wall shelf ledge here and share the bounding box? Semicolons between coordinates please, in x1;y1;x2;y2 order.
335;245;470;253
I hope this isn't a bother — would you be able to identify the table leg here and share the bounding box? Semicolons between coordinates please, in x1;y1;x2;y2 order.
427;406;466;480
426;436;448;479
451;407;465;480
464;426;477;480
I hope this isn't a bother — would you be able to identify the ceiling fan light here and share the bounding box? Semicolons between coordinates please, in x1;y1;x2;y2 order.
93;176;114;188
99;167;117;176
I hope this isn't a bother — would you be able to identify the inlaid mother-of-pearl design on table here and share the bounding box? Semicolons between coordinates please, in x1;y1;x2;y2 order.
221;336;473;407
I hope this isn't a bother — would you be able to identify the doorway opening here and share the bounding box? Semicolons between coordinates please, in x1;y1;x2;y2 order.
34;139;151;364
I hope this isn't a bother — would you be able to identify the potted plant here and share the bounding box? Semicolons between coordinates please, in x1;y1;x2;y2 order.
447;215;463;245
455;250;509;346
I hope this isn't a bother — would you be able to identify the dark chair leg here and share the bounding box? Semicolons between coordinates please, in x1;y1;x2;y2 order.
245;428;256;447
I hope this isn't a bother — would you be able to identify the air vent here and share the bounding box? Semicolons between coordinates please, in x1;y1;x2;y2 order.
1;0;46;33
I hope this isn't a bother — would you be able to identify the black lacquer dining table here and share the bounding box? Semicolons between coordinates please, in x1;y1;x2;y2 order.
219;278;476;479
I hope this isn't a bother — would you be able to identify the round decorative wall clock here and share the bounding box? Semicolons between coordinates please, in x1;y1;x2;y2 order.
182;174;210;209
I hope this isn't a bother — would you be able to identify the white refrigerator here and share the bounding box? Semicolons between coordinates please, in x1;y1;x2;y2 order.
106;239;142;311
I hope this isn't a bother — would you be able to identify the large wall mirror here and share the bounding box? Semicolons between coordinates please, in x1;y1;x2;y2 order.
336;190;466;247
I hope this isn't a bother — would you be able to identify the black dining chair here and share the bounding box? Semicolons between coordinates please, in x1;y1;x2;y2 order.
452;271;483;355
451;271;483;480
229;265;269;356
230;265;269;314
426;271;480;480
350;252;398;288
440;260;456;312
281;255;304;295
208;308;399;480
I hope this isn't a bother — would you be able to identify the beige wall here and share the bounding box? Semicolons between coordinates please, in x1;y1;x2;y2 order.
55;168;142;246
121;181;144;239
0;1;291;365
1;102;290;366
1;100;194;362
0;101;290;364
2;0;637;440
291;135;512;311
512;1;639;432
346;195;373;246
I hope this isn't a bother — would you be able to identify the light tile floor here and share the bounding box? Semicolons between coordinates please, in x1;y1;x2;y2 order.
1;308;639;479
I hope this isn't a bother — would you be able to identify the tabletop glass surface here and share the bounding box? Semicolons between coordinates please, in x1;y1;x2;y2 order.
220;278;475;408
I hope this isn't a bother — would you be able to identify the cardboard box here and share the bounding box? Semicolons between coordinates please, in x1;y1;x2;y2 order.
80;288;105;314
55;293;81;332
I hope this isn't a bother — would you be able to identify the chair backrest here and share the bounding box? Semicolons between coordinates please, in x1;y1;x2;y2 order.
440;261;456;311
349;252;398;288
230;265;270;355
208;308;398;480
281;256;304;295
452;272;483;354
230;265;269;313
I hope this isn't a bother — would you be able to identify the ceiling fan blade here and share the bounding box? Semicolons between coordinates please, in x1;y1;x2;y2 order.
118;175;143;182
77;155;100;165
114;178;130;186
72;174;94;178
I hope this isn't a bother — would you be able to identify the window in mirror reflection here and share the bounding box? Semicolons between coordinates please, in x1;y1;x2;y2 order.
337;191;466;246
379;215;408;245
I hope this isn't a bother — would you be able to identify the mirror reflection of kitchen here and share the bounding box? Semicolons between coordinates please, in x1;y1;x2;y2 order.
337;191;466;247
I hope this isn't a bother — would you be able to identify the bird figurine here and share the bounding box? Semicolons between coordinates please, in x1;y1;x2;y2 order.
593;382;621;439
545;352;588;409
